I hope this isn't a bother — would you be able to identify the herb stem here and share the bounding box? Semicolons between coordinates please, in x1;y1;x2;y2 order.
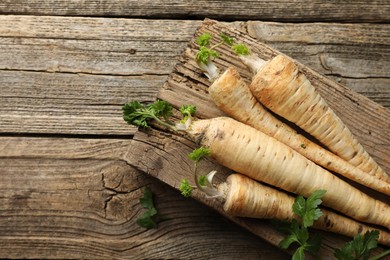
210;41;225;50
369;249;390;260
151;115;177;132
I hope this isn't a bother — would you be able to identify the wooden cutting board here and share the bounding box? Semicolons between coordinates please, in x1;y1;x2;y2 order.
126;19;390;258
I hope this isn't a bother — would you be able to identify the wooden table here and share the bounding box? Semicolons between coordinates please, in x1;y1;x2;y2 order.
1;2;389;259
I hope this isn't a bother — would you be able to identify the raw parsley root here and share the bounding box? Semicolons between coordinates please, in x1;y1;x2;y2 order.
246;54;389;183
188;117;390;229
194;35;389;192
219;174;390;246
208;67;390;195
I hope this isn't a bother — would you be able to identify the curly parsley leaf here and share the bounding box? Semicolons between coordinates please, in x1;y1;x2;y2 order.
232;43;250;56
196;46;219;64
188;147;211;163
220;33;234;46
179;104;197;124
122;100;175;130
179;179;193;197
180;104;196;117
147;100;173;120
196;33;212;47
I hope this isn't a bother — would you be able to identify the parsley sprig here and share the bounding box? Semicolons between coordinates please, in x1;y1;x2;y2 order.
137;187;161;229
277;190;326;260
194;33;235;82
179;147;222;198
195;33;234;65
123;100;197;132
334;230;389;260
123;100;174;130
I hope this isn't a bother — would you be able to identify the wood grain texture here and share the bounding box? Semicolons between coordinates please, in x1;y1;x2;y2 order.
0;0;389;22
1;14;389;259
128;19;390;257
0;137;288;259
0;70;161;135
0;16;389;135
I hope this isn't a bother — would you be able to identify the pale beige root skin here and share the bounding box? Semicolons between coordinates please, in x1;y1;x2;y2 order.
188;117;390;229
249;55;389;183
208;67;390;195
221;174;390;246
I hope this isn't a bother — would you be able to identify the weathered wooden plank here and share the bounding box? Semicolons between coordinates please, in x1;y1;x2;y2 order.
127;19;390;257
0;1;389;22
0;16;389;137
0;137;288;259
0;70;162;135
0;16;200;75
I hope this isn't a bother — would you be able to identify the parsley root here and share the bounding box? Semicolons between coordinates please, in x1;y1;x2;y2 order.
208;67;390;195
218;174;390;246
248;54;389;183
187;117;390;229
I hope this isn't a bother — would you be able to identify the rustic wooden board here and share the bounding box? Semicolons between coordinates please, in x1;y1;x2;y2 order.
0;137;288;259
0;0;389;22
127;19;390;258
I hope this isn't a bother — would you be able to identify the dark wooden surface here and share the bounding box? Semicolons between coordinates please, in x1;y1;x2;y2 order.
0;2;389;259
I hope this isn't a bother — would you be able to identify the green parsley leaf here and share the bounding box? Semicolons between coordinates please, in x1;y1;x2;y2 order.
277;190;326;259
220;33;234;46
137;187;160;229
196;46;219;64
232;43;250;56
137;207;158;229
292;190;326;228
196;33;212;47
304;190;326;227
279;233;299;250
334;230;380;260
179;104;197;124
292;247;305;260
139;187;155;210
123;101;149;128
179;179;193;197
197;175;207;186
293;195;306;218
305;233;322;255
122;100;176;130
188;147;211;163
180;105;196;117
147;100;173;119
